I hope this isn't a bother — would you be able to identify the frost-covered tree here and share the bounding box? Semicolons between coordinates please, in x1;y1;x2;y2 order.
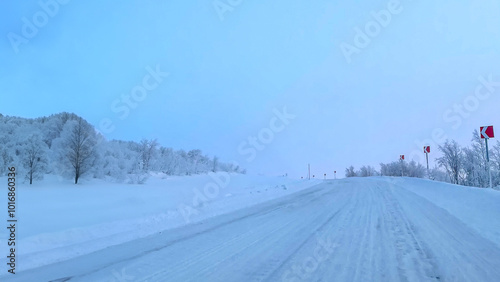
62;118;98;184
187;149;202;174
461;130;489;187
138;139;158;172
157;147;178;175
380;162;401;176
437;140;463;185
359;165;377;177
94;140;131;182
0;145;12;175
345;166;356;177
22;134;48;184
463;147;476;186
490;141;500;187
406;160;426;178
0;121;15;175
429;166;451;183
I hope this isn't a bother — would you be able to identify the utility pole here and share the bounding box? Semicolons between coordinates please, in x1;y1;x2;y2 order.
308;164;311;180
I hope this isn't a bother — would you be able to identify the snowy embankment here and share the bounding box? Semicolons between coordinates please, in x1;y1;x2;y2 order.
0;173;321;272
389;177;500;246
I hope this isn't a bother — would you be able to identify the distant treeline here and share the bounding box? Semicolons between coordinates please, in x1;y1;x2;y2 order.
0;112;244;184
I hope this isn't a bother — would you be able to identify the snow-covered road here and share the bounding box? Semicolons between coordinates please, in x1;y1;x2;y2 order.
6;178;500;281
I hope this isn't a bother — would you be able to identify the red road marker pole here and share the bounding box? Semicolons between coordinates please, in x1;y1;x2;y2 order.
480;126;495;188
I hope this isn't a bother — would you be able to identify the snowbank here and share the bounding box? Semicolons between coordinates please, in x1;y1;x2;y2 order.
391;177;500;247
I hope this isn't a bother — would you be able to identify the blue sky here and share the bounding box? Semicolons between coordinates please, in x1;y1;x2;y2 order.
1;0;500;178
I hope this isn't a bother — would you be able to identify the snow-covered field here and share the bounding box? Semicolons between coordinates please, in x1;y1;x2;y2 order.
0;173;321;275
2;176;500;281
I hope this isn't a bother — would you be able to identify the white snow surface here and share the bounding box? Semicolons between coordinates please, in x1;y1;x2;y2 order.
2;176;500;281
0;173;321;275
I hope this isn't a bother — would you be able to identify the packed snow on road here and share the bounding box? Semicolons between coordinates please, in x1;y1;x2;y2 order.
2;175;500;281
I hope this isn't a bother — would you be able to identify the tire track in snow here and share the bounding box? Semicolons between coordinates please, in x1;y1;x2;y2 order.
377;184;441;281
138;184;350;282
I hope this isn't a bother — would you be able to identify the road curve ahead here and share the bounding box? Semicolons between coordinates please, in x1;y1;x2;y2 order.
6;178;500;282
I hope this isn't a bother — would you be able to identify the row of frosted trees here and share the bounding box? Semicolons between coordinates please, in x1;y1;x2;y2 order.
345;130;500;188
345;160;427;179
436;130;500;187
0;113;243;184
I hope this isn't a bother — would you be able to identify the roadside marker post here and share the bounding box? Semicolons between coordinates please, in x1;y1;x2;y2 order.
424;146;431;175
480;126;495;188
400;155;405;177
308;164;311;180
334;171;337;180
